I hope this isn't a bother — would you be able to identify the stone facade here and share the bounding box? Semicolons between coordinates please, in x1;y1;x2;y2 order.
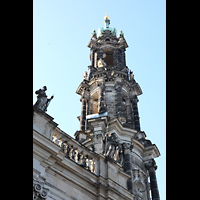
33;16;160;200
33;107;135;200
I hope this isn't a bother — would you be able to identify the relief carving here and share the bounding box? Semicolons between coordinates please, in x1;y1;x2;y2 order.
33;180;49;200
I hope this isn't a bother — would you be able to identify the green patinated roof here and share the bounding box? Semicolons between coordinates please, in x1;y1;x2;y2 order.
97;16;117;37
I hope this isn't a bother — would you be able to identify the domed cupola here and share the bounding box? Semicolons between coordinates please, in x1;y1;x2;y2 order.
97;14;117;37
87;14;128;77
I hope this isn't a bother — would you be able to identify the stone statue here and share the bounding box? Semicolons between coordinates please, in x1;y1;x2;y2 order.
130;70;134;81
105;133;119;159
97;58;107;68
34;86;54;112
91;30;97;38
104;133;124;164
83;71;88;80
113;145;122;163
105;142;115;158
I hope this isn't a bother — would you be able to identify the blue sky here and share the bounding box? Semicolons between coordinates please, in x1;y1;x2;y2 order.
33;0;166;199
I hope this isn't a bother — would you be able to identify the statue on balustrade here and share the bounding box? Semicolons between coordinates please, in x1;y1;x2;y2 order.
34;86;54;112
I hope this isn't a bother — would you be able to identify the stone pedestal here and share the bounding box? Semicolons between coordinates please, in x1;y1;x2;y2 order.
87;113;108;154
74;130;87;143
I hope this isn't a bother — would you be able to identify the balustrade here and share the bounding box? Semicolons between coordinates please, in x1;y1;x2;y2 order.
51;132;96;174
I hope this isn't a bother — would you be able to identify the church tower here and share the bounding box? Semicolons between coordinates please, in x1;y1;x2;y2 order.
75;15;160;199
33;14;161;200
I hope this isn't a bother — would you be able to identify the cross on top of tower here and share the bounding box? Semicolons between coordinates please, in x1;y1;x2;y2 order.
104;12;109;19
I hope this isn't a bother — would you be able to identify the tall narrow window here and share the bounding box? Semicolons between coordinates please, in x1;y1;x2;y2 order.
91;92;99;114
103;50;113;66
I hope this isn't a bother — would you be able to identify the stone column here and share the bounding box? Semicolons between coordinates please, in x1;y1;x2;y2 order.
125;97;134;128
113;50;118;67
86;97;90;130
80;96;87;131
123;142;133;193
90;49;95;67
115;82;126;124
88;98;94;115
132;97;140;131
145;159;160;200
98;83;106;114
121;48;126;67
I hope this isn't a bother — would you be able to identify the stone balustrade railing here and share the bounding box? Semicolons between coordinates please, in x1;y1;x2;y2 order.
51;128;96;174
33;109;98;175
33;109;134;198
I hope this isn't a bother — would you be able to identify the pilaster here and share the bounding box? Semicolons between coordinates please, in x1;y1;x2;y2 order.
98;83;107;114
132;96;140;131
87;115;108;154
124;96;134;128
123;142;134;194
121;48;126;67
80;96;87;131
115;82;126;124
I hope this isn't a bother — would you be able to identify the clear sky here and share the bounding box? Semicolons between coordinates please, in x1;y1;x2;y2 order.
33;0;166;199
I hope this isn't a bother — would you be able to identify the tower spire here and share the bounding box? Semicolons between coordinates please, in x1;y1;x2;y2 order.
104;13;110;28
105;12;109;19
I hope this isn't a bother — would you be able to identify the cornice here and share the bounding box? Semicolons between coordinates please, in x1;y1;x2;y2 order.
33;107;58;127
76;80;90;95
108;118;138;140
143;144;160;159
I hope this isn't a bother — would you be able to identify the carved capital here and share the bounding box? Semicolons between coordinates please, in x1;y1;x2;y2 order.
80;90;89;101
144;159;157;170
122;142;133;154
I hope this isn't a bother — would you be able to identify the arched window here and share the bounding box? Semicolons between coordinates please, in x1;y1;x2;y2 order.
103;49;113;66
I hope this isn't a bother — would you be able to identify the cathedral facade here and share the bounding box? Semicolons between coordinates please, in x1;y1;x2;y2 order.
33;15;160;200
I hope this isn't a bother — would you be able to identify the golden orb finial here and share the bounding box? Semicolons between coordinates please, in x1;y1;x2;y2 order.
104;12;109;20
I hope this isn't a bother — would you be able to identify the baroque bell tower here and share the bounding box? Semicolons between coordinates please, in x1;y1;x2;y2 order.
75;15;160;200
